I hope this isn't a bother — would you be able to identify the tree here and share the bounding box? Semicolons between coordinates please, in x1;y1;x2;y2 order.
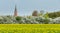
48;11;60;18
27;16;32;19
44;18;50;24
16;16;22;21
44;12;49;18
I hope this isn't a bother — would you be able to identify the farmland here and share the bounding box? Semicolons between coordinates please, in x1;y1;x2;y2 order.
0;24;60;33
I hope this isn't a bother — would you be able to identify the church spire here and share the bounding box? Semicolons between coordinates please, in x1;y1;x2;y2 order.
14;5;18;16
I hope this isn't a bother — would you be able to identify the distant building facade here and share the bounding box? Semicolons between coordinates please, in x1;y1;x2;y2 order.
32;10;38;16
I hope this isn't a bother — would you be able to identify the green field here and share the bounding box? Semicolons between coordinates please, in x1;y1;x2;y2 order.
0;24;60;33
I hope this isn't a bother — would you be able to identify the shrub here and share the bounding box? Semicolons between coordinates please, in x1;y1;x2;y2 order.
16;16;22;21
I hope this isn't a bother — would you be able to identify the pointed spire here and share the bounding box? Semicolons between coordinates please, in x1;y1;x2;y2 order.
15;5;17;11
14;5;18;16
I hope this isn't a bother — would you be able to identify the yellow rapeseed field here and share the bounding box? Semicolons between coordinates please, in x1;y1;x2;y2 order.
0;24;60;33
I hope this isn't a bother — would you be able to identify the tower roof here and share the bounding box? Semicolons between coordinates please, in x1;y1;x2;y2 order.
15;5;17;11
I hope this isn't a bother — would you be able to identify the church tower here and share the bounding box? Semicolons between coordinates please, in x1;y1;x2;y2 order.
14;5;18;16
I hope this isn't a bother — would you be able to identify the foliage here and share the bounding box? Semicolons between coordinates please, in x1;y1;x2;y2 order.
16;16;22;21
48;11;60;18
44;12;49;18
0;15;60;24
44;18;50;24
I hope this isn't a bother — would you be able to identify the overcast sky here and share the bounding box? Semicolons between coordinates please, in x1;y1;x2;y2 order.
0;0;60;16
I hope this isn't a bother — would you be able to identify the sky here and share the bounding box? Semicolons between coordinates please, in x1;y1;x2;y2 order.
0;0;60;16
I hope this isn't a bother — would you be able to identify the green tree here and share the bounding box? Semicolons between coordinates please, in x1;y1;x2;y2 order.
16;16;22;21
44;12;49;18
48;11;60;18
44;18;50;24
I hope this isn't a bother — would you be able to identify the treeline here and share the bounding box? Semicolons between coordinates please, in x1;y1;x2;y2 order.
32;10;60;19
47;11;60;18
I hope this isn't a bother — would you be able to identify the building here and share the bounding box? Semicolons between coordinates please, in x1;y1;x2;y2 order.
14;5;18;16
32;10;38;16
